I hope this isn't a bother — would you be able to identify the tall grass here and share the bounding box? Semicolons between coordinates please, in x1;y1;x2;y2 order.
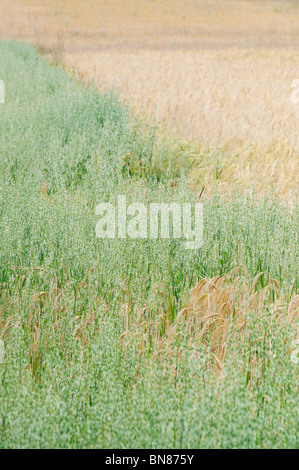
0;42;298;448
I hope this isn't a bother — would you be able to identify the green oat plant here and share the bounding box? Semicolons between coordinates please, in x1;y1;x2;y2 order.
0;41;298;448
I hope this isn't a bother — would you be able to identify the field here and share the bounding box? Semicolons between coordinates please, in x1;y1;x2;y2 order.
1;0;299;200
0;0;298;449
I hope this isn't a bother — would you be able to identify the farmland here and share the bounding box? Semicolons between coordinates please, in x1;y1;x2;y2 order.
1;0;299;199
0;0;298;449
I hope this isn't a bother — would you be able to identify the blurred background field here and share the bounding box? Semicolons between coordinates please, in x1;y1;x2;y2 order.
0;0;298;199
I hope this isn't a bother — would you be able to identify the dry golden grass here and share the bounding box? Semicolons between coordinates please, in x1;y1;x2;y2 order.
70;48;299;146
121;271;299;380
0;0;298;199
187;138;299;201
2;269;297;384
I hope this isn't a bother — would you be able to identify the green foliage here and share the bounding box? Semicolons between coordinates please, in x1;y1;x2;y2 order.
0;42;298;448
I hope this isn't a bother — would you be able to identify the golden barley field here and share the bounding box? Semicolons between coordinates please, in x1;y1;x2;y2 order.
1;0;298;199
